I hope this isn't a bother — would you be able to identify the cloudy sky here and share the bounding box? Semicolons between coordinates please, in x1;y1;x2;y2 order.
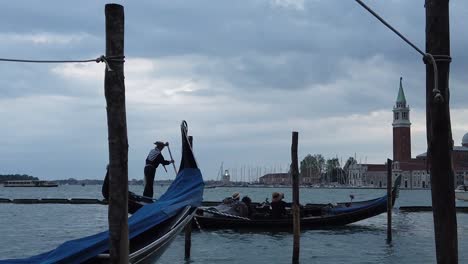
1;0;468;181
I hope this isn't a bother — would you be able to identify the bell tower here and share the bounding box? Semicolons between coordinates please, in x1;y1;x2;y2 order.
393;77;411;161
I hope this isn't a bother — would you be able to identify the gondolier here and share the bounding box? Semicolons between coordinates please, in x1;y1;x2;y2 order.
144;141;174;198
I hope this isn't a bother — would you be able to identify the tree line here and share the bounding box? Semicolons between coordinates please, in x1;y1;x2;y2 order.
0;174;38;183
300;155;357;184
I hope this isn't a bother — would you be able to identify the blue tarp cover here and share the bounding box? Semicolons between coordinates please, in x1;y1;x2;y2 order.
1;167;204;264
328;195;387;215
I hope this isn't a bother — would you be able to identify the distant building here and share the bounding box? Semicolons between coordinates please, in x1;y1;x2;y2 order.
259;173;291;185
301;167;322;185
222;170;231;184
416;136;468;187
348;77;468;189
349;164;386;187
301;174;321;185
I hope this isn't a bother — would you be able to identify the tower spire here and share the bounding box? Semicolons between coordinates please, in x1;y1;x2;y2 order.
396;77;407;106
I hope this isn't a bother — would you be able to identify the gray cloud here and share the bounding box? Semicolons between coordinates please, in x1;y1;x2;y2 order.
1;1;468;180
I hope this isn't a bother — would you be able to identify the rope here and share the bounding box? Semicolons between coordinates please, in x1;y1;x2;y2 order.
200;208;251;221
193;216;203;231
0;55;125;71
354;0;425;57
353;0;451;103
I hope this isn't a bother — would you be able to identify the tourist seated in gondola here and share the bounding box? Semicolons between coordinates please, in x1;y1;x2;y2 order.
270;192;288;219
215;192;249;217
222;192;241;205
241;196;255;218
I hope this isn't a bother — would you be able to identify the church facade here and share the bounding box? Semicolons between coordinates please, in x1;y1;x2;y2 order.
348;78;468;189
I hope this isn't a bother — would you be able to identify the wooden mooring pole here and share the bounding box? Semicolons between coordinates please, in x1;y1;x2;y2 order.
386;159;392;243
104;4;128;264
185;135;193;260
291;131;300;264
425;0;458;263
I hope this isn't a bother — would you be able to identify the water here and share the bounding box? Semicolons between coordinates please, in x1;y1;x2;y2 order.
1;185;467;263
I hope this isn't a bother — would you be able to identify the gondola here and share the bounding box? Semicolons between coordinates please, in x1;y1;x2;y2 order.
1;121;204;264
194;176;401;230
90;206;197;264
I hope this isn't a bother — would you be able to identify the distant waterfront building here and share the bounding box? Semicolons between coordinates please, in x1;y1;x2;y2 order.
300;166;322;185
259;173;290;185
348;164;367;186
416;135;468;187
222;170;231;184
348;77;468;189
301;174;321;185
348;164;386;187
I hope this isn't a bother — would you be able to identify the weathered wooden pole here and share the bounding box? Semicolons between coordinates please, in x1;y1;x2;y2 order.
185;135;193;260
104;4;128;264
291;131;300;264
425;0;458;263
386;158;392;243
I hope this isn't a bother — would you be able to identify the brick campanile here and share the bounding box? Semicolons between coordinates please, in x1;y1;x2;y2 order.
393;77;411;161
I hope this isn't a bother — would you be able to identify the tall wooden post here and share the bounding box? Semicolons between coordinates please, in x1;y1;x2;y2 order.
425;0;458;263
185;135;193;260
104;4;128;264
386;159;392;243
291;131;300;264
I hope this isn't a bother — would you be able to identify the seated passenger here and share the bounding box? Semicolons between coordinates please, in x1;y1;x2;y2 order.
241;196;254;217
270;192;287;219
217;192;248;217
222;192;240;205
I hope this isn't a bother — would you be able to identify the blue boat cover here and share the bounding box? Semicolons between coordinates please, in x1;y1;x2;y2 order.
328;195;387;215
0;167;204;264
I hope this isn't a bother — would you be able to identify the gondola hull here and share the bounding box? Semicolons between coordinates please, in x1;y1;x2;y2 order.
129;207;195;264
88;207;196;264
194;185;399;230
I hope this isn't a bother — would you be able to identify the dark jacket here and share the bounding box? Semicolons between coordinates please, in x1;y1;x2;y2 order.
271;200;287;219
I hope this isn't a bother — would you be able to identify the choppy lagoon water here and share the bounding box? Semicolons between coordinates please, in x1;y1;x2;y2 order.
1;185;467;263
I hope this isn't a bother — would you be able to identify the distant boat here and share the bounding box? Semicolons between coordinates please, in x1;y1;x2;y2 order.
3;180;58;187
455;185;468;201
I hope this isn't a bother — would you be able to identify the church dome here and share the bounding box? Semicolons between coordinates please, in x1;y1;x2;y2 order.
463;132;468;147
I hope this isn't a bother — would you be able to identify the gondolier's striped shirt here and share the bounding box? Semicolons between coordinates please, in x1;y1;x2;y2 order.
145;146;172;168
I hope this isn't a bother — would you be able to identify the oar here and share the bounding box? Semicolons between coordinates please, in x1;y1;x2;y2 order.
165;142;178;175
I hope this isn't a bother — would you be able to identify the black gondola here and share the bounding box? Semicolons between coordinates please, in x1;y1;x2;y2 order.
194;176;401;230
1;121;204;264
